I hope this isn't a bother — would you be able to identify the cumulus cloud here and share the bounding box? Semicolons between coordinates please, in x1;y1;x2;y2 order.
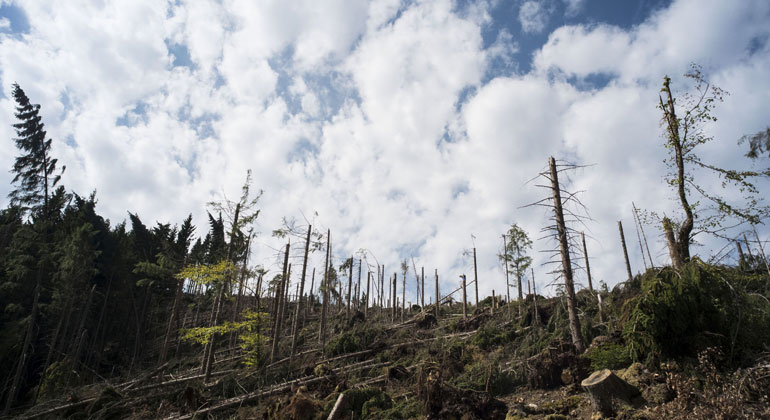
519;1;549;34
0;0;769;302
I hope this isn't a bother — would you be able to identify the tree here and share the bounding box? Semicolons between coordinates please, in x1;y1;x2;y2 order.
658;65;769;269
8;84;65;216
498;223;532;303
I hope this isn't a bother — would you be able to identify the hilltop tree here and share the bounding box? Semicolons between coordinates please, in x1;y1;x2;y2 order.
658;65;769;269
498;223;532;302
8;84;65;217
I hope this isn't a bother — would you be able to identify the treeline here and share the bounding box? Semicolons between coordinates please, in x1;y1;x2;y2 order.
0;85;246;413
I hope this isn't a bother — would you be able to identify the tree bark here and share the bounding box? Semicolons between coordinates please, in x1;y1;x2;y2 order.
663;217;683;271
346;256;353;318
618;220;633;282
633;202;655;269
319;230;330;348
270;243;290;363
549;156;584;353
434;269;439;320
581;232;593;292
290;225;312;359
473;247;479;307
581;369;639;417
462;274;467;318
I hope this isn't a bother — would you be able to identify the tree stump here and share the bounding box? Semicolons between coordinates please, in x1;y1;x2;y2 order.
581;369;639;417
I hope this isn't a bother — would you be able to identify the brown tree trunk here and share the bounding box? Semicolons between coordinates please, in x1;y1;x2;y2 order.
421;267;425;308
549;156;584;353
581;232;593;292
462;274;467;318
618;221;633;281
581;369;640;417
365;271;371;317
663;217;683;271
346;256;353;318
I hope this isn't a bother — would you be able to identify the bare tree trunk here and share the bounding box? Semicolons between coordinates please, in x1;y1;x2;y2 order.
549;156;584;353
633;202;655;269
308;269;314;315
319;231;330;349
582;232;593;292
473;248;479;308
291;225;312;359
4;271;41;415
663;217;683;271
502;235;511;316
736;241;746;266
753;226;770;276
435;269;440;319
392;273;397;322
618;221;633;282
744;234;755;262
346;256;353;318
531;268;539;327
271;243;290;363
421;267;425;309
401;272;405;322
491;290;495;314
365;271;371;317
462;274;467;318
160;265;186;366
356;259;362;310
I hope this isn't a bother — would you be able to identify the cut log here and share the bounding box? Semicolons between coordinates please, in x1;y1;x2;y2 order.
581;369;639;417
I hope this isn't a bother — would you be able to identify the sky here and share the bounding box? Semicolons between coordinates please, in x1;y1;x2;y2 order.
0;0;769;303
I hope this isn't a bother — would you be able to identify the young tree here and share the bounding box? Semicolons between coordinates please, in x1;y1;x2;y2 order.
8;84;65;216
498;223;532;303
658;65;769;269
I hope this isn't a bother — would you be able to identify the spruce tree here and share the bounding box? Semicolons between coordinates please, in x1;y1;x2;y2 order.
8;83;65;216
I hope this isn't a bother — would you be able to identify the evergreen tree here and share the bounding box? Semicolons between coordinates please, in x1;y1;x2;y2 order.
8;84;65;216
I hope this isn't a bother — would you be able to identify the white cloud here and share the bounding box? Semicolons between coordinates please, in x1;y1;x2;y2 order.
562;0;585;17
519;1;549;34
0;17;10;30
0;0;769;302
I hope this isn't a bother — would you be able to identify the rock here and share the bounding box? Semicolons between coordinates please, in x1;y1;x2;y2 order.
617;362;647;388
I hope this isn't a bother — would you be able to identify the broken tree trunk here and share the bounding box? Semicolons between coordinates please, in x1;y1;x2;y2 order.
663;217;683;271
327;392;349;420
421;267;425;308
473;247;479;308
581;369;640;417
346;256;353;318
462;274;467;318
581;232;593;292
618;220;633;282
365;271;371;317
502;234;511;316
631;206;648;271
549;156;584;353
290;225;312;360
270;242;290;363
435;269;439;319
319;230;330;349
401;271;406;322
392;273;397;322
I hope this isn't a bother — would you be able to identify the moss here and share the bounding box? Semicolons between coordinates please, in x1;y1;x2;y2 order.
584;342;632;371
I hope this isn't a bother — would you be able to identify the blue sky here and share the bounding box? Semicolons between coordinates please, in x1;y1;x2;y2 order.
0;0;768;301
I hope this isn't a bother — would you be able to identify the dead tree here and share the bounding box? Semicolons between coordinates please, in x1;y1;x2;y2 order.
365;271;371;316
633;202;655;269
421;267;425;308
461;274;468;318
581;232;593;292
392;273;397;322
527;157;586;352
473;247;479;307
270;242;290;363
290;225;312;359
346;256;353;318
319;230;330;348
434;269;439;319
502;234;511;314
618;221;633;281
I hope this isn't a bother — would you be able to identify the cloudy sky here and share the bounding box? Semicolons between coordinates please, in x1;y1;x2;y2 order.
1;0;769;302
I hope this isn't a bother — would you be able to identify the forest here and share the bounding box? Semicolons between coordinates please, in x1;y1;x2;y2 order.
1;68;769;420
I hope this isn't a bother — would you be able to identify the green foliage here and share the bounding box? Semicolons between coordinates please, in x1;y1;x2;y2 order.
181;309;268;367
8;83;65;215
176;260;237;286
472;324;517;350
499;223;532;293
584;342;632;371
623;262;770;364
324;325;377;357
